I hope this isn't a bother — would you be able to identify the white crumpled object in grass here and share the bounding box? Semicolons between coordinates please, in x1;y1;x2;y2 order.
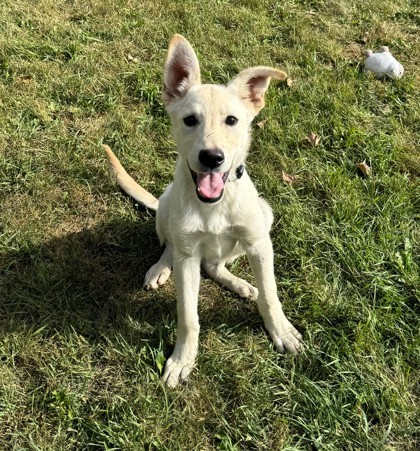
364;46;404;79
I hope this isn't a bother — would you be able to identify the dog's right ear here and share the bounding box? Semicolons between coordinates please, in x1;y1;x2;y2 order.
162;34;201;105
228;66;287;115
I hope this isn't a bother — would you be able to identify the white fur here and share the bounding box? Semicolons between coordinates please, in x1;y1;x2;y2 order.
105;35;302;387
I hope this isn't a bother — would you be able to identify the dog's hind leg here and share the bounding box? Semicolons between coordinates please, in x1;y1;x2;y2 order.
144;244;172;289
202;260;258;300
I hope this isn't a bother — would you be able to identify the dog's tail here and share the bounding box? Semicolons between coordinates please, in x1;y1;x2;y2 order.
103;144;159;211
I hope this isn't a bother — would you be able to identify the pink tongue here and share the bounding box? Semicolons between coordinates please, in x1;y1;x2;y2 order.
197;173;225;199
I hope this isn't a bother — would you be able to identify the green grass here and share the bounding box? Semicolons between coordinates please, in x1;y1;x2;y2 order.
0;0;419;449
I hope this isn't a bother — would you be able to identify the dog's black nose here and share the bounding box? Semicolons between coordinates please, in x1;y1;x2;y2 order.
199;148;225;169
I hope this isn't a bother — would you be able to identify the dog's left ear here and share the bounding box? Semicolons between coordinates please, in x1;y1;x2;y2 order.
228;66;287;115
162;34;201;105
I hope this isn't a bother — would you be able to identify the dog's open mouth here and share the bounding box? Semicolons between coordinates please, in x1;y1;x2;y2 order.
190;170;229;203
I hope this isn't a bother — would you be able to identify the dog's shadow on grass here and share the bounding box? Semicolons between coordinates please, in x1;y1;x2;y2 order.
1;218;166;341
0;216;261;349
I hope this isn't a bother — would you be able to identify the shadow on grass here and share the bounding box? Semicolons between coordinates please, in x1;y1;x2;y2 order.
0;217;262;350
0;219;165;339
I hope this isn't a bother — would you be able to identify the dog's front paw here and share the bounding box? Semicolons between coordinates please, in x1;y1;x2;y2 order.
270;319;303;354
162;356;195;388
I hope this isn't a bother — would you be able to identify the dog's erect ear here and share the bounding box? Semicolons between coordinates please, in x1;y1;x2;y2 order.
162;34;201;104
228;66;287;114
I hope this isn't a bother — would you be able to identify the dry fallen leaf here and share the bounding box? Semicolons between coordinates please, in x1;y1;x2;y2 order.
127;54;140;63
282;171;299;184
305;132;320;147
256;118;268;129
357;160;372;177
286;78;294;87
18;75;32;84
361;31;369;44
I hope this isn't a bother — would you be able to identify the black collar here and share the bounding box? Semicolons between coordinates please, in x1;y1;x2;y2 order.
236;164;244;179
229;164;244;182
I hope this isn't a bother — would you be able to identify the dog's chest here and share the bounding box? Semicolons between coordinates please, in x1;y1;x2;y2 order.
198;230;238;260
175;205;240;258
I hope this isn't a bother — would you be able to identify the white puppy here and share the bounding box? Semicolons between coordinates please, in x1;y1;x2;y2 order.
104;34;302;387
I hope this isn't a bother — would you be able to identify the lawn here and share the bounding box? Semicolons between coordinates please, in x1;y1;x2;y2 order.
0;0;419;449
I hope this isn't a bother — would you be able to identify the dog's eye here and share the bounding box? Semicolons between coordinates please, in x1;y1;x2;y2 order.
225;115;238;126
183;115;198;127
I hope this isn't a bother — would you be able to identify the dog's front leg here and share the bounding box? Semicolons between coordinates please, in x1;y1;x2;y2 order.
162;253;200;387
246;236;303;353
